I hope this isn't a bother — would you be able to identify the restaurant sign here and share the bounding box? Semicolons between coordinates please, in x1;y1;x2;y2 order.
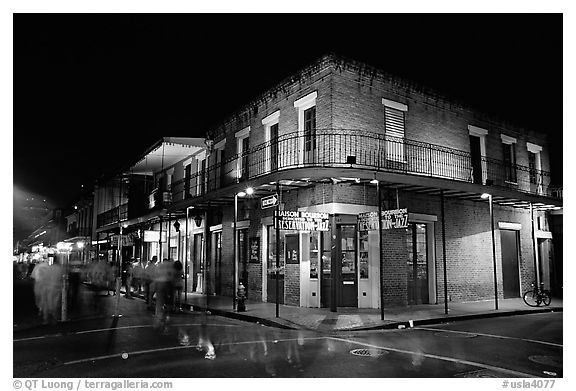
274;211;329;231
358;208;409;231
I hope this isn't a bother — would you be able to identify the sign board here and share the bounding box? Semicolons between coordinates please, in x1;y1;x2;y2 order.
358;211;380;231
143;230;167;243
261;193;279;209
381;208;409;229
111;233;136;247
249;237;260;263
358;208;409;230
274;211;329;231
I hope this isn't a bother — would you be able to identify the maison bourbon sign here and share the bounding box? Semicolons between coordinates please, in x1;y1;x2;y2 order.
358;208;409;230
274;211;329;231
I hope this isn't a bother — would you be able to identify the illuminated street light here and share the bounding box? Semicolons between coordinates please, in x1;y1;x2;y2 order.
233;186;254;310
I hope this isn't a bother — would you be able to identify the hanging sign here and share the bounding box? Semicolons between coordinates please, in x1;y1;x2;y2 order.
358;212;380;231
381;208;409;229
358;209;409;230
274;211;329;231
143;230;167;243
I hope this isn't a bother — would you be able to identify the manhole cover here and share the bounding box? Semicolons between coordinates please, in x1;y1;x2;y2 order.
350;348;387;357
433;332;478;338
455;369;501;378
528;355;562;368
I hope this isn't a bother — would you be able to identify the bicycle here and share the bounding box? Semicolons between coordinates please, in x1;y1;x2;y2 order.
522;282;552;307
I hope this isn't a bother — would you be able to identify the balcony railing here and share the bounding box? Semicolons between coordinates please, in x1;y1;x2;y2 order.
171;129;558;202
96;203;128;228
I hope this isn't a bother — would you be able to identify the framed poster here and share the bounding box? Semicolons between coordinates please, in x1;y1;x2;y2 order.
249;237;260;263
285;234;300;264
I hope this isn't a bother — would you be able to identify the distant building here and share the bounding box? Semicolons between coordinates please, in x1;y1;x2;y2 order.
93;54;562;309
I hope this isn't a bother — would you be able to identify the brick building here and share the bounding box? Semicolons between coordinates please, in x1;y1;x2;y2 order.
92;54;562;310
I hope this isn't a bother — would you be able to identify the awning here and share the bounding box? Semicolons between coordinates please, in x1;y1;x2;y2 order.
127;137;207;175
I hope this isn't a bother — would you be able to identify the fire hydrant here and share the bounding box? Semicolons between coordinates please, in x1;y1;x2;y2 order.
237;282;246;312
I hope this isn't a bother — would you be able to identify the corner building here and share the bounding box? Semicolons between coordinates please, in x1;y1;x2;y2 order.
101;55;562;311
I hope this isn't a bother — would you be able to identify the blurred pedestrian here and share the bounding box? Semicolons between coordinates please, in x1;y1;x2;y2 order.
132;259;143;294
30;259;49;318
144;256;158;309
173;259;184;311
123;258;134;299
43;260;63;324
153;258;174;331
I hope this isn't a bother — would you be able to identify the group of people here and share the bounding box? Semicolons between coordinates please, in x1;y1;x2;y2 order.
140;256;184;330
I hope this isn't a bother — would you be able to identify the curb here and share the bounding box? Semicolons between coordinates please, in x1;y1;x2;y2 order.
353;306;563;331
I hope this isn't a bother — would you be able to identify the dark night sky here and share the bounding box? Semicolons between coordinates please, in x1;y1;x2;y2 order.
13;14;563;209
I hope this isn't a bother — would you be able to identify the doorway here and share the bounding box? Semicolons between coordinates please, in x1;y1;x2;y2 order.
320;223;358;308
406;223;429;305
212;231;223;295
500;229;520;298
267;226;285;304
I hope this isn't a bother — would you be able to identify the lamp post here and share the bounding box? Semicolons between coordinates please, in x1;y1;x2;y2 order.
481;193;498;310
233;186;253;310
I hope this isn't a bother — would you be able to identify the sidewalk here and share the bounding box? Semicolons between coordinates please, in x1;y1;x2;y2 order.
181;293;563;331
13;283;563;334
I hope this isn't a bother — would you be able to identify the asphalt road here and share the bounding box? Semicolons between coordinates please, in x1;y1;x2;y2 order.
13;293;563;378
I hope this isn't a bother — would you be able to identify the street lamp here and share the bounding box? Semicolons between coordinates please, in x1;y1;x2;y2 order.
233;186;254;310
481;193;498;310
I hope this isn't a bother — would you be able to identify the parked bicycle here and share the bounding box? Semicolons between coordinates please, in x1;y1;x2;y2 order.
522;282;552;307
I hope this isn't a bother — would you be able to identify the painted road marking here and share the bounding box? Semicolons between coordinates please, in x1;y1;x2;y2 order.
63;336;326;366
327;336;537;378
13;323;241;342
414;327;563;348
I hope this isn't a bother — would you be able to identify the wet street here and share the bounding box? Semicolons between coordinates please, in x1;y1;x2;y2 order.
13;282;563;378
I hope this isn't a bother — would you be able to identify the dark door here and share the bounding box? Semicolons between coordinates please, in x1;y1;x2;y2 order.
407;223;429;304
192;233;202;292
338;225;358;307
500;229;520;298
267;227;284;304
469;135;483;184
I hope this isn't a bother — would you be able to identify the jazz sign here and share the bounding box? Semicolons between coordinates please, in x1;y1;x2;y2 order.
358;208;409;231
275;211;330;231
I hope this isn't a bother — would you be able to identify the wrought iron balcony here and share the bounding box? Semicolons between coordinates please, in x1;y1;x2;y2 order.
96;202;128;228
171;129;558;202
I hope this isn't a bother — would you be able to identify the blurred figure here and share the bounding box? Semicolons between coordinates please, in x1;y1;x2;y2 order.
30;259;49;318
122;258;134;299
172;259;183;311
153;258;174;331
144;256;158;309
43;260;63;324
132;259;143;294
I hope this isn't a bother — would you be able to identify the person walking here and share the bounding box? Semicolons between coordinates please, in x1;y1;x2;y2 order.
173;259;184;312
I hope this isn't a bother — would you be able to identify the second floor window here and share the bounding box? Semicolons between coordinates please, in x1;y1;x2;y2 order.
383;99;408;163
501;136;517;183
235;126;251;181
270;123;279;170
528;152;537;184
304;106;316;152
184;163;191;197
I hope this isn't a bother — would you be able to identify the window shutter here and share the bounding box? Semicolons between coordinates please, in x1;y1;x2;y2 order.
385;106;405;138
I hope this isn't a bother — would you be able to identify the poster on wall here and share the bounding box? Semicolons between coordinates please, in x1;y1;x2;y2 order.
358;209;409;230
274;210;329;231
285;234;299;264
249;237;260;263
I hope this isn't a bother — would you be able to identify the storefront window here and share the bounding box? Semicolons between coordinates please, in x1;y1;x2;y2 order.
267;226;285;273
322;230;331;275
310;231;319;279
359;231;369;279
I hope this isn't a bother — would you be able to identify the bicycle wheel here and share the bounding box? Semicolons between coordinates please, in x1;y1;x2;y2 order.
523;290;540;307
541;291;552;306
